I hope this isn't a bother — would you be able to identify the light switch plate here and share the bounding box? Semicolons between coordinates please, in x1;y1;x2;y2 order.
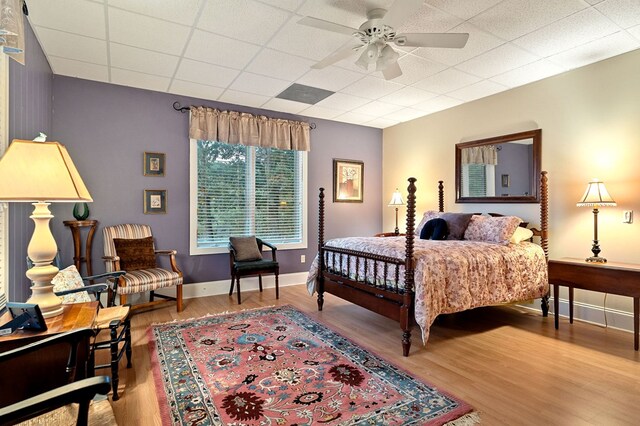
623;210;633;223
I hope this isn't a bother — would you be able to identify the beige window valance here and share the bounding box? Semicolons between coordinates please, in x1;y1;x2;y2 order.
461;145;498;165
189;106;310;151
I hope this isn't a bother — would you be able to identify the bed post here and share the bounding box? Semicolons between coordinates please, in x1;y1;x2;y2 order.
317;187;325;311
438;180;444;213
401;177;417;357
540;171;550;316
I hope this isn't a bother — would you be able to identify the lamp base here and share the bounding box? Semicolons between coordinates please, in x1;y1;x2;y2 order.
586;256;607;263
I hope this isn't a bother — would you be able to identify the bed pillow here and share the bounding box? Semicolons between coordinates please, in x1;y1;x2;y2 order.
420;218;449;240
463;215;522;244
230;236;262;261
440;213;474;240
415;211;441;236
510;226;534;244
113;236;157;271
52;265;91;304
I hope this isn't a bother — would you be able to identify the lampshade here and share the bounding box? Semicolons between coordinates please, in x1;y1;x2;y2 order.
376;45;399;72
388;189;404;207
0;140;92;202
576;179;616;207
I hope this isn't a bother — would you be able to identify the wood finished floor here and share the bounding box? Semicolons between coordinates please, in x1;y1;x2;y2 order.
107;285;640;425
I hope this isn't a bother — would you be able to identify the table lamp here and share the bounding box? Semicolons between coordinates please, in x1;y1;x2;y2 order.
0;139;92;318
576;179;616;263
388;189;404;235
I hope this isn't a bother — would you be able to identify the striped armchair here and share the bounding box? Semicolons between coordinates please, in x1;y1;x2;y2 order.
102;224;183;312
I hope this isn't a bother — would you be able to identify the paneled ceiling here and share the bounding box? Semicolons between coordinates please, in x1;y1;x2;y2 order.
27;0;640;128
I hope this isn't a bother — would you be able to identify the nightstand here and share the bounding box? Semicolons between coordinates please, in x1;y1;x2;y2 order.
548;258;640;350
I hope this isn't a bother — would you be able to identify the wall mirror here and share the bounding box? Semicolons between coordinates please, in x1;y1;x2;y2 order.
455;129;541;203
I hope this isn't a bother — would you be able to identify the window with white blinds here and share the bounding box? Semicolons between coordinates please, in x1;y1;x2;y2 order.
0;53;8;310
190;139;307;254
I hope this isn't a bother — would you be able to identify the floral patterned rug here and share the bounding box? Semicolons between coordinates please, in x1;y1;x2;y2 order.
148;305;478;425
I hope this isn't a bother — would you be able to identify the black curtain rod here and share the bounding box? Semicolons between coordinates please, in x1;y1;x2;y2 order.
172;101;316;129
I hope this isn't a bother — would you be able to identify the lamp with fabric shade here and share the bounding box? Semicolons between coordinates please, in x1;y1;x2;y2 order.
576;179;616;263
0;139;92;317
388;189;404;235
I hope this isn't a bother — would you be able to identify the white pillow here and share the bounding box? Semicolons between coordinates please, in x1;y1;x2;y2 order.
51;265;91;304
510;226;534;244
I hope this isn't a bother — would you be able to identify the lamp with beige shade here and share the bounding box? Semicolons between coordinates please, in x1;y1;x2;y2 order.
576;179;616;263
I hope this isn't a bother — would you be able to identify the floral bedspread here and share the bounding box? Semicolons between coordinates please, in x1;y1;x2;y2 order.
307;236;548;344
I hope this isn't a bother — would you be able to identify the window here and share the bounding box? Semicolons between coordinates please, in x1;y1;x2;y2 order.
461;164;495;197
190;139;307;255
0;53;8;309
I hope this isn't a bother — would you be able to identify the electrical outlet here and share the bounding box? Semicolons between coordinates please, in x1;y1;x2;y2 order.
623;210;633;223
300;255;306;263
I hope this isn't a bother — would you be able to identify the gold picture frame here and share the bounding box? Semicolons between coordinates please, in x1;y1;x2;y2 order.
333;159;364;203
144;189;167;214
144;152;165;176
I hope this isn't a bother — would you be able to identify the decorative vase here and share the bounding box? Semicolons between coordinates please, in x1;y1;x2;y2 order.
72;202;90;221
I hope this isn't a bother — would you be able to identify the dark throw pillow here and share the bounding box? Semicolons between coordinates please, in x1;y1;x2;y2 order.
113;236;157;271
440;212;474;240
230;236;262;261
419;218;449;240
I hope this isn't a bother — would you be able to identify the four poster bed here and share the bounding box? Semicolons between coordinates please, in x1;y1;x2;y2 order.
308;172;550;356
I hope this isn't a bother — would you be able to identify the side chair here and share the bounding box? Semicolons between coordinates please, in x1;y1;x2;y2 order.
229;236;279;304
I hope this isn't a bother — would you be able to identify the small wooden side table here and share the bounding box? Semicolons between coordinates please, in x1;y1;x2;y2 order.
64;220;98;277
548;257;640;351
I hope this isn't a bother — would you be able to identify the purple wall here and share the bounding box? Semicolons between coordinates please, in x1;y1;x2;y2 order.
8;19;54;302
48;76;383;286
494;143;532;196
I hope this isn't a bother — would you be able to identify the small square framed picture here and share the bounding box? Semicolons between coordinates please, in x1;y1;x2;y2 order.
144;152;165;176
144;189;167;214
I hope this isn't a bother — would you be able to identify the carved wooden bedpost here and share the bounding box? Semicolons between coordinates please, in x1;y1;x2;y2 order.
401;177;417;356
317;188;325;311
438;180;444;213
540;171;550;316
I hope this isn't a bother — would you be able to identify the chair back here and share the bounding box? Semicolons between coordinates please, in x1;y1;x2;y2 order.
103;224;153;272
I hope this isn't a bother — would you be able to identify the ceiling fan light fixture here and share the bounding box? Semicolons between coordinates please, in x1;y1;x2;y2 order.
355;43;379;70
376;44;399;71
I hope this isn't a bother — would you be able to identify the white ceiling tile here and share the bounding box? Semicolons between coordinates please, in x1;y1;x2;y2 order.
396;4;463;34
385;107;427;122
455;43;538;78
230;72;291;97
246;49;315;81
412;68;480;94
333;111;377;125
296;66;364;91
262;98;309;114
413;95;463;113
627;24;640;41
218;90;270;108
413;22;505;66
300;105;342;120
267;16;352;61
297;1;377;29
389;54;447;86
184;30;261;70
585;0;605;4
315;92;371;111
33;27;107;65
258;0;305;11
378;86;438;106
340;76;403;99
174;59;239;87
198;0;291;45
168;80;224;101
513;8;619;57
48;56;109;82
351;101;404;117
107;0;203;26
110;43;179;77
596;0;640;29
426;0;504;20
110;68;170;92
364;117;399;128
28;0;106;39
490;59;565;88
108;8;191;55
447;79;508;102
547;31;640;70
470;0;588;40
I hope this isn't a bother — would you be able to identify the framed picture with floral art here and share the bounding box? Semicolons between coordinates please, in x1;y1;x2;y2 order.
333;159;364;203
144;152;165;176
144;189;167;214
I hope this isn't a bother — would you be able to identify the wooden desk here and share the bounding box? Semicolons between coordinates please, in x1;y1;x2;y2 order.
548;258;640;350
0;302;98;351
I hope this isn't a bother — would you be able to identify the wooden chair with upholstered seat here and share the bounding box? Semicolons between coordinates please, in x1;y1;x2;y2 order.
102;224;183;312
229;236;279;304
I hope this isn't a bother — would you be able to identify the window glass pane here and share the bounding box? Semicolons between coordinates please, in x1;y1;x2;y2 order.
467;164;487;197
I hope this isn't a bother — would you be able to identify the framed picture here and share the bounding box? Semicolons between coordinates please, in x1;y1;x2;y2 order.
144;152;165;176
501;174;510;188
144;189;167;214
333;159;364;203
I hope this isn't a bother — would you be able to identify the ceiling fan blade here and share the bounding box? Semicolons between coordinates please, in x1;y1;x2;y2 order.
382;61;402;80
311;44;362;69
394;33;469;48
382;0;423;29
298;16;358;36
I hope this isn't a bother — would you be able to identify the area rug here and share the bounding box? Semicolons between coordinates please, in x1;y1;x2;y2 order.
148;305;478;425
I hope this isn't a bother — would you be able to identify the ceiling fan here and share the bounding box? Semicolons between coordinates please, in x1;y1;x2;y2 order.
298;0;469;80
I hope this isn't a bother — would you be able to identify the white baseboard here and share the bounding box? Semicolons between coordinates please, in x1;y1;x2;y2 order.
520;298;635;334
